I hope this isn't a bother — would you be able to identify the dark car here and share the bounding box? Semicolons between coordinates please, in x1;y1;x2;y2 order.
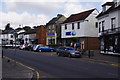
38;45;55;52
56;46;82;58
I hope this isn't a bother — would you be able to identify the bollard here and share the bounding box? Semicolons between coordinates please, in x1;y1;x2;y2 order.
88;50;94;58
88;50;90;58
2;49;3;58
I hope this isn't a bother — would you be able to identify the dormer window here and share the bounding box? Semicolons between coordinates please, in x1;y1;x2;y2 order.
114;2;117;7
103;6;106;12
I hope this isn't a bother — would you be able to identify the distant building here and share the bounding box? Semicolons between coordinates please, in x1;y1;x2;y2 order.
96;0;120;54
61;9;100;50
24;25;47;45
0;29;26;45
0;29;2;45
46;14;66;46
0;30;16;45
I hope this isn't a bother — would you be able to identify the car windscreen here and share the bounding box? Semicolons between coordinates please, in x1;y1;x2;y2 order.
66;47;75;50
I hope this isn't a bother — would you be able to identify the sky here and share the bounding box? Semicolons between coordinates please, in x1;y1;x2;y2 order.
0;0;113;30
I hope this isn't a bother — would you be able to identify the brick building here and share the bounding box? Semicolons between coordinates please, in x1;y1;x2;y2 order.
61;9;100;50
24;25;47;45
36;26;47;45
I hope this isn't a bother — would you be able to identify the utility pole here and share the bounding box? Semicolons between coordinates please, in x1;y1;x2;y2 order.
13;30;18;67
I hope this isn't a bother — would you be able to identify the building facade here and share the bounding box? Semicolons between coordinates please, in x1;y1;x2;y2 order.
24;25;47;45
62;9;100;50
1;30;15;45
46;14;66;45
96;1;120;54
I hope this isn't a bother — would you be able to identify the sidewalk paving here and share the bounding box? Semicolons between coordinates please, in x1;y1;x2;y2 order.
81;50;120;65
2;57;34;80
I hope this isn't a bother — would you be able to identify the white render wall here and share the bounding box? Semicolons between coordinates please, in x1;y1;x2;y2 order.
61;9;99;38
98;10;119;35
0;34;15;44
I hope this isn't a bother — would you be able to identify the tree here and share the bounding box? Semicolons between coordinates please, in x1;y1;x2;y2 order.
5;23;13;30
23;26;31;31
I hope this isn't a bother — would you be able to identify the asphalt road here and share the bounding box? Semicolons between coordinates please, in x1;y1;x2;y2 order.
3;48;119;78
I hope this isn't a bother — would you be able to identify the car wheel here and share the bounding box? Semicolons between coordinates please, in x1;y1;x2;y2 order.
57;52;60;56
68;54;71;58
39;50;42;52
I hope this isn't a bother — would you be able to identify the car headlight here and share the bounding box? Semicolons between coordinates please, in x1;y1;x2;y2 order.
71;53;75;54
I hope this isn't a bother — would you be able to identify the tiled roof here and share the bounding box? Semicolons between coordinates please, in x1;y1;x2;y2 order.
63;9;95;23
25;27;41;34
2;30;14;34
102;2;114;7
96;3;120;18
46;15;63;25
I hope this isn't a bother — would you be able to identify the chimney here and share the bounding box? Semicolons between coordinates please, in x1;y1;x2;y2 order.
57;14;62;17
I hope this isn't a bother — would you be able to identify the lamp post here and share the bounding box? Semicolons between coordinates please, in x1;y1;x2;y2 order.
13;30;18;67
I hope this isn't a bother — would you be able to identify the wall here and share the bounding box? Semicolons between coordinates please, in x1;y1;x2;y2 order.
79;37;100;50
61;9;99;38
98;10;119;34
36;26;47;45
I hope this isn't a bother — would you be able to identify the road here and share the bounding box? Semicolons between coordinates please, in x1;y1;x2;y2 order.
3;48;119;78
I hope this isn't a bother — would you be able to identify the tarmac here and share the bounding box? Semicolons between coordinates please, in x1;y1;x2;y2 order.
1;48;120;80
2;57;35;80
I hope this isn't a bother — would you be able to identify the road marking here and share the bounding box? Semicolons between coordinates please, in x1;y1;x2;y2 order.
3;56;40;80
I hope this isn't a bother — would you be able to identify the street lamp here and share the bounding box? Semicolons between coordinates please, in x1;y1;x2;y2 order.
13;30;18;67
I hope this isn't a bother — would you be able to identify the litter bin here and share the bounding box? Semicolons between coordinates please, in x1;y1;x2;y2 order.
88;50;94;58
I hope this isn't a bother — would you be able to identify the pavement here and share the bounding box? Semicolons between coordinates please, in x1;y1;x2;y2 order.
2;57;35;80
80;50;120;65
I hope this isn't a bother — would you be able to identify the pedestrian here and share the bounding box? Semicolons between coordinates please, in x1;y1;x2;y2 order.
74;43;76;49
70;42;73;47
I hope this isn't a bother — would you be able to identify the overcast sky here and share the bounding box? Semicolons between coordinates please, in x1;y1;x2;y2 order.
0;0;113;30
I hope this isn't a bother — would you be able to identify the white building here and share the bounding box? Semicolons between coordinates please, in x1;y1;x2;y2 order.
96;0;120;55
61;9;100;50
0;30;15;45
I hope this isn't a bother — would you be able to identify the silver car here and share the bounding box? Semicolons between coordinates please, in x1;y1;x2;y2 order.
56;46;82;58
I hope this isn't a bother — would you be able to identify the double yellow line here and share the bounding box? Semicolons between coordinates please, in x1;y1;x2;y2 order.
3;56;40;80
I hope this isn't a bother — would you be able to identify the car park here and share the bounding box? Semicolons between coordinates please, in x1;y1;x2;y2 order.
56;46;82;58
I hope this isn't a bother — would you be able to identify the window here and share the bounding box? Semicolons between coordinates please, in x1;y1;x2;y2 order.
11;35;13;38
95;22;98;28
77;22;80;29
48;26;50;30
111;18;116;30
72;23;74;30
52;25;54;29
102;21;105;32
99;22;101;33
65;24;67;30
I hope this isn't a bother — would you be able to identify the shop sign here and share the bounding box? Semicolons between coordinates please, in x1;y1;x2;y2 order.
47;33;55;36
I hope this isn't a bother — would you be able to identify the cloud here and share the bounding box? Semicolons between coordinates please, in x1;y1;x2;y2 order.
5;2;62;14
63;2;95;17
0;11;50;29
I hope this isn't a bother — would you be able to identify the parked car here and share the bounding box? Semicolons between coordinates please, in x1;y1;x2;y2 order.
19;44;26;50
24;44;32;50
33;44;42;51
56;46;82;58
38;45;55;52
19;44;29;50
29;44;37;51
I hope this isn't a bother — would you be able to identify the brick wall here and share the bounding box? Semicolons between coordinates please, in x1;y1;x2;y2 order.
36;26;47;45
79;37;100;50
